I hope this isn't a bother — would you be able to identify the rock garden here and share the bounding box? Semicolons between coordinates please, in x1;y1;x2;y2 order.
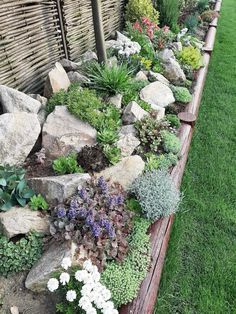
0;0;221;313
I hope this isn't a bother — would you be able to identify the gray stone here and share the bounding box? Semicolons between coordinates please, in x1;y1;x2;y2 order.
119;124;137;137
37;108;47;127
117;134;140;157
116;31;131;43
148;71;170;85
44;62;70;98
97;155;145;190
25;241;79;292
107;56;118;68
108;94;122;109
159;48;175;62
28;173;91;204
67;71;90;85
162;59;186;84
42;106;97;158
172;42;183;52
135;71;148;81
0;113;41;165
0;85;41;114
152;106;165;121
122;101;149;125
28;94;48;108
59;58;80;72
140;82;175;109
81;50;98;63
0;206;49;239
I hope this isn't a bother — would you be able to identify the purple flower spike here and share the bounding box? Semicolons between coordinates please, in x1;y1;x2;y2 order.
70;199;79;210
92;223;101;237
97;176;108;194
85;214;94;226
57;207;66;218
67;208;77;219
78;207;87;218
79;188;88;201
116;194;124;205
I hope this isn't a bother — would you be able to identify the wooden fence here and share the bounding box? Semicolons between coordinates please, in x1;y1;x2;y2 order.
0;0;126;93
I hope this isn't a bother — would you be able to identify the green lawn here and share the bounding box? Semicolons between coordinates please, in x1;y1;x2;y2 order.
155;1;236;313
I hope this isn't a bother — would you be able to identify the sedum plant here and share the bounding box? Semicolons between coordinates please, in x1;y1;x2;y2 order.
145;152;178;170
29;194;49;211
50;177;133;270
160;130;181;155
102;144;122;165
130;169;182;221
166;114;181;128
101;218;151;307
97;129;119;145
172;86;192;103
0;165;34;211
125;0;159;23
52;154;83;175
179;46;202;70
0;232;43;276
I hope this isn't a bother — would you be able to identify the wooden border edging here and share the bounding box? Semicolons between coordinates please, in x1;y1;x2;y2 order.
215;0;222;12
120;17;218;314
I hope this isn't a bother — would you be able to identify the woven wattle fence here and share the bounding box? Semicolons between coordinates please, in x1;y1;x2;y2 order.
0;0;126;93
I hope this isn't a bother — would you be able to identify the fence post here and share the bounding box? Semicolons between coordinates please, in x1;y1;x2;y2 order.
56;0;69;59
91;0;107;63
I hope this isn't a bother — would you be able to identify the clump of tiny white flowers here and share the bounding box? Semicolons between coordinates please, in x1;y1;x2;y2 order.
47;258;118;314
111;36;141;57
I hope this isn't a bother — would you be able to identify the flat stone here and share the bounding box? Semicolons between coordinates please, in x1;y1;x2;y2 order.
42;106;97;158
0;206;49;239
135;71;148;81
28;173;91;205
97;155;145;190
148;71;170;85
0;85;41;114
140;82;175;109
44;62;70;98
119;124;137;137
117;134;140;157
25;241;78;292
0;112;41;165
122;101;149;125
67;71;90;85
162;59;186;84
108;94;122;109
59;58;80;72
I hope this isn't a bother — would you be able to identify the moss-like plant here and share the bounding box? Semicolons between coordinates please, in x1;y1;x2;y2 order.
130;169;182;220
125;0;159;23
29;194;49;211
101;218;151;307
160;130;181;155
0;232;43;276
145;152;178;170
165;114;181;128
52;154;83;175
179;46;202;70
172;86;192;104
46;89;67;114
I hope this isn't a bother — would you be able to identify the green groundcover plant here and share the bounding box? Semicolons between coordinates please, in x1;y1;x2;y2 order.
52;154;84;175
29;194;49;211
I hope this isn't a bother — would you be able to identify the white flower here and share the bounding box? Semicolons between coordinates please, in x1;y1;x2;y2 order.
102;309;118;314
101;287;111;301
75;269;89;282
86;308;97;314
102;301;114;311
94;297;107;310
61;257;72;270
66;290;77;302
79;296;93;311
91;270;100;283
47;278;59;292
83;259;93;272
59;272;70;285
81;283;93;297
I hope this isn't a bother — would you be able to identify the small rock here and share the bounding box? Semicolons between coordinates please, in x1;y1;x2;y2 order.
0;85;41;114
37;108;47;127
28;94;48;108
10;306;19;314
44;62;70;98
135;71;148;81
108;94;122;109
119;124;137;137
28;173;91;204
59;58;80;72
159;48;175;62
0;206;49;239
25;241;79;292
117;134;140;157
140;82;175;109
152;106;165;121
107;56;118;67
0;112;41;165
172;41;183;52
42;106;97;158
122;101;149;125
97;155;145;190
162;59;186;84
67;71;90;85
81;50;98;63
148;71;170;85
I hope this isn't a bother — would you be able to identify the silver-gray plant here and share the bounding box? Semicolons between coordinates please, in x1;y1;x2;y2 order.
130;169;182;221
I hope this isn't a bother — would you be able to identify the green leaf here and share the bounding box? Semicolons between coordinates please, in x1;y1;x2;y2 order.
0;178;7;186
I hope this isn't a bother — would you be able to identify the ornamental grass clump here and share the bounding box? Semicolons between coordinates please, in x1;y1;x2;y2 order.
50;177;133;270
101;218;151;307
130;169;182;221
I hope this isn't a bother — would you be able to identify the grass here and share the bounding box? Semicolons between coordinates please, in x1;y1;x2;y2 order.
155;1;236;313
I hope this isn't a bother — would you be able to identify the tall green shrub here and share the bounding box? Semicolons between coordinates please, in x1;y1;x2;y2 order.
126;0;159;23
156;0;179;30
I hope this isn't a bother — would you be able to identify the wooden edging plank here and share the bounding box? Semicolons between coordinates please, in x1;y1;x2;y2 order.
203;27;217;52
120;17;218;313
215;0;222;12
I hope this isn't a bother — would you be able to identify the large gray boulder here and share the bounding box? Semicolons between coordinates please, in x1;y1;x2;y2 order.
25;241;79;292
28;173;91;204
0;85;41;114
0;112;41;165
0;206;49;239
42;106;97;158
162;58;186;84
140;82;175;109
122;101;149;125
44;62;70;98
59;58;80;72
97;155;145;190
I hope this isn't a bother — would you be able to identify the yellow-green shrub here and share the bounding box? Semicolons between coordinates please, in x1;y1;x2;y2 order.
125;0;159;23
179;46;202;70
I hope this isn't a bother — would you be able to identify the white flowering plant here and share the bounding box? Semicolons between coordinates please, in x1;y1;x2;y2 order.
47;257;118;314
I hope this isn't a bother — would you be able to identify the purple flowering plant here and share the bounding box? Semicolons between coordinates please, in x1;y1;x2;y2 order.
50;176;133;270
